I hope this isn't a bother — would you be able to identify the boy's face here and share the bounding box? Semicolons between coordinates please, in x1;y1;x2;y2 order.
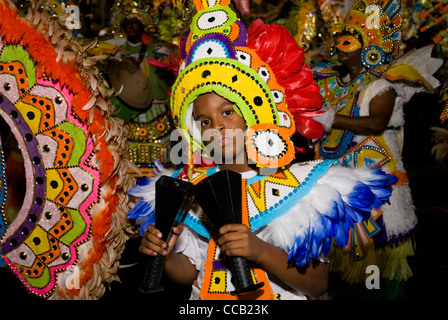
193;92;247;164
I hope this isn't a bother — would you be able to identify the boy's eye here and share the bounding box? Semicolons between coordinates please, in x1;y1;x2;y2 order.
201;119;210;127
223;109;233;116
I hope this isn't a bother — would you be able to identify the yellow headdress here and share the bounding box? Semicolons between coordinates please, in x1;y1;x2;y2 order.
171;0;324;169
340;0;403;68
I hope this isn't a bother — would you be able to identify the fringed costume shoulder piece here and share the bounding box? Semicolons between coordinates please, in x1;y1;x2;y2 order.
0;1;134;299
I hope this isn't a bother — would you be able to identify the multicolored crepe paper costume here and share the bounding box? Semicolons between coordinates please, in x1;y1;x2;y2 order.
0;1;134;299
129;160;397;299
127;0;398;300
312;0;443;297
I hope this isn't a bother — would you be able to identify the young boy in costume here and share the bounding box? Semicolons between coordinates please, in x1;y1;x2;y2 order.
128;0;397;300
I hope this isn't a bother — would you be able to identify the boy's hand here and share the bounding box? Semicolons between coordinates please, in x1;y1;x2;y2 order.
139;224;184;256
217;224;265;263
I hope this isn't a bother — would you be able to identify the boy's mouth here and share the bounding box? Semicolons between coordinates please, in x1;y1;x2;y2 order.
218;136;230;147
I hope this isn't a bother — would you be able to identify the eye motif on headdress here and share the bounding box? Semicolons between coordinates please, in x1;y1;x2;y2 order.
172;0;295;168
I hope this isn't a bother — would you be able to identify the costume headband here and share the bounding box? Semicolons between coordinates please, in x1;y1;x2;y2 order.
171;0;324;169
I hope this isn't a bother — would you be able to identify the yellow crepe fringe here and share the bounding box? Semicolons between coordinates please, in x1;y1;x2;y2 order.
328;237;415;284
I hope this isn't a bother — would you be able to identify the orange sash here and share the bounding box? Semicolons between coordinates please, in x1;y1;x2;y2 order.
199;237;275;300
199;179;275;300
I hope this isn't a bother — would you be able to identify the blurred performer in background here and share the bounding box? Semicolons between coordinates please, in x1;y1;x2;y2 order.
312;0;443;299
105;1;178;173
107;0;171;121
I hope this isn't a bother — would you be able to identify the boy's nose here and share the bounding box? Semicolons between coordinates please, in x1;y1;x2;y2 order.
213;121;225;131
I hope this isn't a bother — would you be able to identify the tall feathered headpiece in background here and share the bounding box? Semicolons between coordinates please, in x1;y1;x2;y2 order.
337;0;403;68
111;0;154;34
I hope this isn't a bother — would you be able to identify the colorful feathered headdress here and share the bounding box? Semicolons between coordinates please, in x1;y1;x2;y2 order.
339;0;403;68
170;0;324;169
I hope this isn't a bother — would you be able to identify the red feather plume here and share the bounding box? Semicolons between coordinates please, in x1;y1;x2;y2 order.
246;20;324;139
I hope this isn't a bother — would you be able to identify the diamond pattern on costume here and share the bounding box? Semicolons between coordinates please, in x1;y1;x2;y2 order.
0;42;98;298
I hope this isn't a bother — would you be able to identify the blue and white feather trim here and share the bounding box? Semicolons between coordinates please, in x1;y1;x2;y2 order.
127;160;175;235
256;165;397;266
